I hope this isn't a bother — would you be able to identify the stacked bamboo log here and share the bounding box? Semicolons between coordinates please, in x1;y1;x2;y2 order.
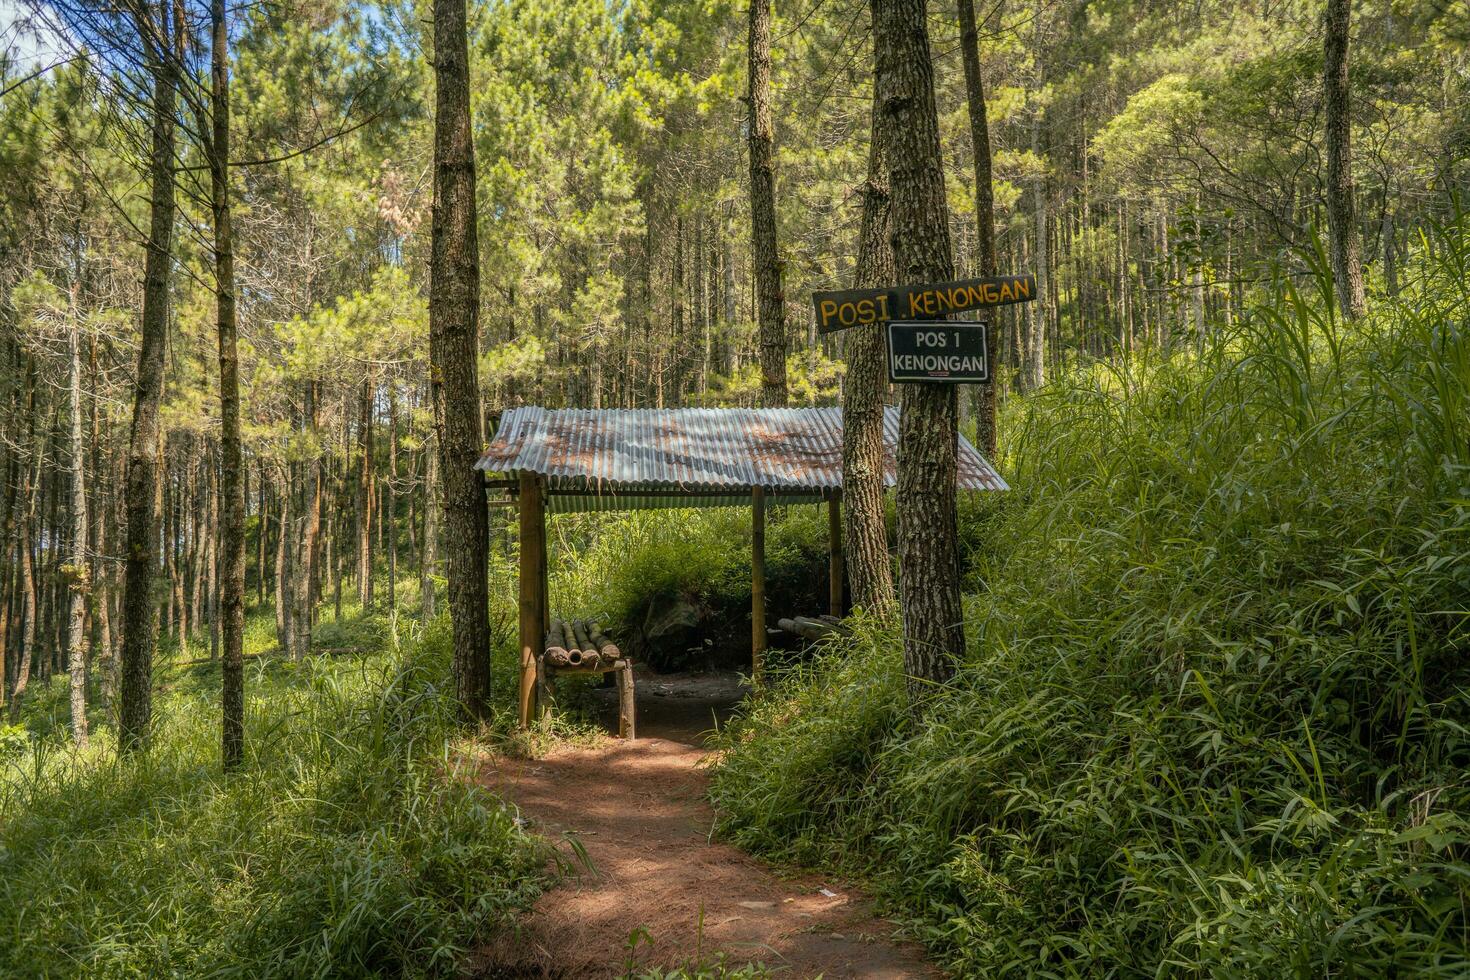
543;618;624;671
775;615;851;641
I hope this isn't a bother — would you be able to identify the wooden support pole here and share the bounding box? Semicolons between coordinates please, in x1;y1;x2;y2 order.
828;491;844;617
539;481;549;644
752;486;766;684
517;471;544;728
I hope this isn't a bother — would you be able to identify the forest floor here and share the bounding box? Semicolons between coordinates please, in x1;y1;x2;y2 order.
469;668;935;978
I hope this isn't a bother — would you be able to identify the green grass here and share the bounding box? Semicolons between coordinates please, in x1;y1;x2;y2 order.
0;604;548;978
709;222;1470;976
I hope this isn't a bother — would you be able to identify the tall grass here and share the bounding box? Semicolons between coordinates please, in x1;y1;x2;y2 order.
0;611;547;977
710;220;1470;976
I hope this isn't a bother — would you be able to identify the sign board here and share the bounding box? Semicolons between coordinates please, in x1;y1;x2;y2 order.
813;273;1035;334
886;320;989;383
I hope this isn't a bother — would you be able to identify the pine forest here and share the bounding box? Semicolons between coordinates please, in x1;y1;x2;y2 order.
0;0;1467;975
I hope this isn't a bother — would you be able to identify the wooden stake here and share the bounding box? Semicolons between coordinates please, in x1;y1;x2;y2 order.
617;661;636;739
828;492;844;617
752;486;766;684
517;472;544;728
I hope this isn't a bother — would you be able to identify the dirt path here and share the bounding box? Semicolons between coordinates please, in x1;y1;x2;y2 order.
471;681;935;978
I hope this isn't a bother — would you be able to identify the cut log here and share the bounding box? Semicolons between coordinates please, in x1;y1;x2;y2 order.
590;621;622;661
777;616;848;641
795;615;849;636
544;619;569;662
571;619;596;658
560;619;577;655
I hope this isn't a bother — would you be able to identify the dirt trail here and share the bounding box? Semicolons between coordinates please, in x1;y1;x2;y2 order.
472;678;935;978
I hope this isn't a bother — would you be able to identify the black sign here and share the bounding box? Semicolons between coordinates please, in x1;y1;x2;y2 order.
886;320;990;383
813;274;1035;334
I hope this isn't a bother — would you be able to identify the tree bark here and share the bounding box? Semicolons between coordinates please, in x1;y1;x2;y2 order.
841;51;897;617
357;378;373;610
747;0;787;407
874;0;964;704
421;436;438;620
119;1;177;750
67;297;88;747
1324;0;1365;319
957;0;999;455
430;0;492;720
1027;46;1047;390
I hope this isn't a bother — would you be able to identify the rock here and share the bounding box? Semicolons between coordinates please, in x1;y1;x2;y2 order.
635;594;704;669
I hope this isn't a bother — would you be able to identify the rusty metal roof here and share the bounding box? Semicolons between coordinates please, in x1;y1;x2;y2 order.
477;407;1006;511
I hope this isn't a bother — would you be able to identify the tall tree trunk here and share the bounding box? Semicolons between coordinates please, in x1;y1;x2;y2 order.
1324;0;1365;319
874;0;964;704
957;0;999;455
255;458;266;607
420;437;438;620
842;43;897;617
66;301;89;747
119;1;176;750
430;0;492;719
290;384;319;659
1027;62;1047;390
747;0;787;407
357;379;373;610
387;386;398;609
274;477;290;651
8;502;36;723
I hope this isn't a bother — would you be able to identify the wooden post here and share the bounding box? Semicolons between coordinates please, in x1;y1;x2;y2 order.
617;661;636;739
538;478;549;643
752;486;766;684
517;472;544;728
535;656;551;719
828;491;844;617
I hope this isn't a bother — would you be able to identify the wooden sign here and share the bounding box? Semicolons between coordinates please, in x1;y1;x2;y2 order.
886;320;989;383
813;274;1035;334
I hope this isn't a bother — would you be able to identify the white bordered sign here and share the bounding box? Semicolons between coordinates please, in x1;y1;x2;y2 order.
886;320;990;383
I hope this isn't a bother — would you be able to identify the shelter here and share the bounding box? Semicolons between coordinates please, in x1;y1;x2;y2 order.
477;406;1008;726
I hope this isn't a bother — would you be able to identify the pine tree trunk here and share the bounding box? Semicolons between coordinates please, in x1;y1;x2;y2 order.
842;43;897;617
386;387;398;610
420;438;438;620
119;1;177;750
957;0;999;455
1323;0;1365;319
357;379;374;610
218;89;246;757
274;477;290;651
874;0;964;704
430;0;492;720
67;308;88;747
8;503;36;723
1027;71;1047;390
747;0;787;407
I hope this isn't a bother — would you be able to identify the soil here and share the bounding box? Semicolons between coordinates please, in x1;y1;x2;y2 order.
470;667;936;979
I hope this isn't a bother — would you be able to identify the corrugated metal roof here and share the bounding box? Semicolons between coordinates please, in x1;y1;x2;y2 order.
477;407;1007;512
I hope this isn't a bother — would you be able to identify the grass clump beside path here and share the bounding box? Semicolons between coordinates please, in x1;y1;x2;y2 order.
0;611;546;978
710;225;1470;976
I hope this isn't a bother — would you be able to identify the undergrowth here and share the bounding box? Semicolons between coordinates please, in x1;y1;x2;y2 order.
544;506;832;670
710;223;1470;976
0;606;548;978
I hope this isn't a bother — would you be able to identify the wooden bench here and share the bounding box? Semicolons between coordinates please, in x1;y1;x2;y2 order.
536;618;635;739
